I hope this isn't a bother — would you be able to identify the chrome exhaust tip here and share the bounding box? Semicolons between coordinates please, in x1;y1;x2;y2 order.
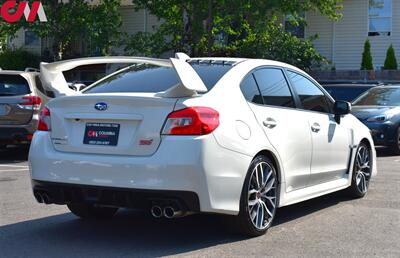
41;193;51;204
150;205;163;218
163;206;183;219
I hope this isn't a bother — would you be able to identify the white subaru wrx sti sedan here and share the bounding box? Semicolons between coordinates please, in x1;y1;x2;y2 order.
29;53;377;236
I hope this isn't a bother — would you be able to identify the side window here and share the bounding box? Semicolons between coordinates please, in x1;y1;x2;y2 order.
253;68;295;108
287;71;332;113
240;74;263;104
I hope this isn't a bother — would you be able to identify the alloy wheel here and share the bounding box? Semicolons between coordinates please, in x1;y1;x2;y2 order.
247;161;277;230
354;145;371;194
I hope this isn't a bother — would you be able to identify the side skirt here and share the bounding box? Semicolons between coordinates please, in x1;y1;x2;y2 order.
278;177;350;207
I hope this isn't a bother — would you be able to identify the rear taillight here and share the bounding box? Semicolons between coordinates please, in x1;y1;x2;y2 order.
38;107;51;131
18;96;42;110
162;107;219;135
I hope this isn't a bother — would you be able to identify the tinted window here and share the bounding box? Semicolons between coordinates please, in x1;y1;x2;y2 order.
253;68;295;108
353;87;400;106
240;74;263;104
288;71;331;113
84;64;232;94
324;86;373;102
0;75;30;96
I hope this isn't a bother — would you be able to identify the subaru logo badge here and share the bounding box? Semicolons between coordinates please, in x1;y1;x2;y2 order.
94;102;107;111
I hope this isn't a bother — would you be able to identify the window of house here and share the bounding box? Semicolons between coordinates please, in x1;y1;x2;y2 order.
369;0;392;36
25;30;40;46
285;13;305;38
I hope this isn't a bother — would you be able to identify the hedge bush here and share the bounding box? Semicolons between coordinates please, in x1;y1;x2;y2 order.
383;44;398;70
361;39;374;70
0;48;40;71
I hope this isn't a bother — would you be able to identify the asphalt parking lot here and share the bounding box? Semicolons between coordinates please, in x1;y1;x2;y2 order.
0;147;399;258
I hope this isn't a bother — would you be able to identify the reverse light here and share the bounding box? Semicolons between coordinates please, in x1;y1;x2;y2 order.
38;107;51;131
162;107;219;135
18;96;42;110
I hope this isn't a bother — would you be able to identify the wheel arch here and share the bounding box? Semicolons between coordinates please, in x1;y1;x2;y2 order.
360;137;372;149
253;149;283;184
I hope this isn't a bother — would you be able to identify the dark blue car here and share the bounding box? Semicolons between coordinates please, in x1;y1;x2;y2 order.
352;86;400;154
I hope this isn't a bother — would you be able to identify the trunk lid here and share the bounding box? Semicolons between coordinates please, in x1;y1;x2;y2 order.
0;95;35;125
0;74;34;125
47;94;177;156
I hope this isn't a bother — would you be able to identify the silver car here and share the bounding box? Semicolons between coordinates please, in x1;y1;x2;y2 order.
0;69;43;148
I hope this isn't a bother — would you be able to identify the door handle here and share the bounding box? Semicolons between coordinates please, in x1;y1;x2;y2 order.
311;122;321;133
263;118;277;129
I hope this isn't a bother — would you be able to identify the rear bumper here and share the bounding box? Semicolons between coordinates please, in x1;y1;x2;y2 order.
0;119;37;145
29;131;252;215
32;180;200;211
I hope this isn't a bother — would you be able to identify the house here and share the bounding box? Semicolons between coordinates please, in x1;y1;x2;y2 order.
289;0;399;70
8;1;160;58
9;0;399;71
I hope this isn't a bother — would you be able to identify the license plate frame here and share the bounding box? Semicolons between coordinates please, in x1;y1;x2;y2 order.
83;123;120;146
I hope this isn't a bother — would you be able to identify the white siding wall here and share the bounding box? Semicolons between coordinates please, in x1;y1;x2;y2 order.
119;6;161;35
332;0;367;70
306;11;333;61
306;0;400;70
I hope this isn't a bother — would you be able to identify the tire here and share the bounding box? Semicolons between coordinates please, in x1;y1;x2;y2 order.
67;203;118;220
226;155;278;237
348;142;372;198
389;127;400;155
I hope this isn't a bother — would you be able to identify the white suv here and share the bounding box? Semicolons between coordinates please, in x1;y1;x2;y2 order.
29;54;377;236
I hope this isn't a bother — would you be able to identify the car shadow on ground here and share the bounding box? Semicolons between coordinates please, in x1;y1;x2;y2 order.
375;146;399;158
0;146;29;164
0;190;355;257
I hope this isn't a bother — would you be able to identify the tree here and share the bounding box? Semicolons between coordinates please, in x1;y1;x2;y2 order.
0;19;21;52
383;44;398;70
128;0;342;70
0;0;122;60
361;39;374;70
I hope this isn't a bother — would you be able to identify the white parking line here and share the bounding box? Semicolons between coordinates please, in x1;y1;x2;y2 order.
0;168;29;172
0;164;29;168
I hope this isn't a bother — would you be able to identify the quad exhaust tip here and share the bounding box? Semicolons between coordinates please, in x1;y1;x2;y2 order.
163;206;183;219
150;205;186;219
34;192;52;204
150;205;163;218
34;192;43;203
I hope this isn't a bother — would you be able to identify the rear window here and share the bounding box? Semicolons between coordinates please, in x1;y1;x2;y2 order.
323;86;373;102
84;63;232;94
353;87;400;106
0;75;30;96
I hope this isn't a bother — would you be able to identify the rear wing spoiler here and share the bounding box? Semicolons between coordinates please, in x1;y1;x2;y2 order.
40;53;208;98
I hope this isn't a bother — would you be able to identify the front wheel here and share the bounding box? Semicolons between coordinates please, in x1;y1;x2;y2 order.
67;203;118;220
227;155;278;237
348;142;372;198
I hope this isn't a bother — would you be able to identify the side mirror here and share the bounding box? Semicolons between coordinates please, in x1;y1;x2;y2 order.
334;100;351;124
